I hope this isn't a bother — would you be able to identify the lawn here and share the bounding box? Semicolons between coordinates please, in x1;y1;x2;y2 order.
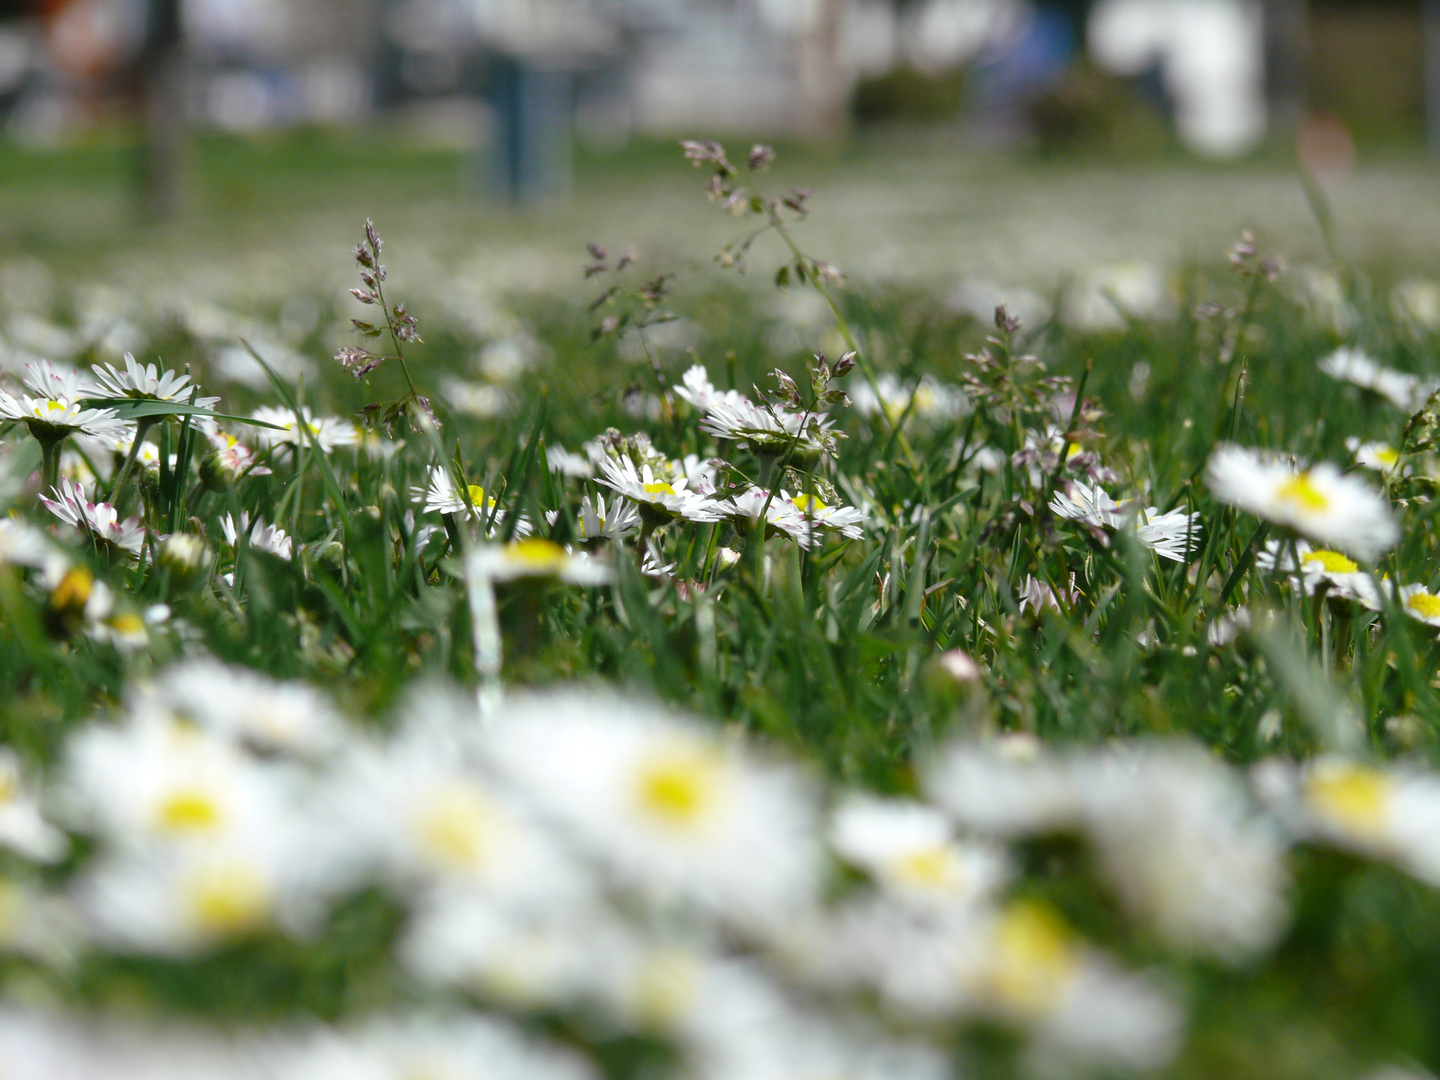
0;132;1438;1079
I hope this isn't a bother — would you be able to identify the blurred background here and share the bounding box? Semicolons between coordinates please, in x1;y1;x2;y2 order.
0;0;1439;304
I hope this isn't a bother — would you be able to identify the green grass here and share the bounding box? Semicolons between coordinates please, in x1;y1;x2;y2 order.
6;136;1440;1078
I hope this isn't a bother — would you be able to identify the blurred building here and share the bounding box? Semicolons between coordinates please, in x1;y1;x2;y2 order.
0;0;1437;162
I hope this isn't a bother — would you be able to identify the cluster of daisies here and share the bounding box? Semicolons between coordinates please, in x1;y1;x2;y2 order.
0;660;1439;1078
1188;346;1440;634
413;364;867;567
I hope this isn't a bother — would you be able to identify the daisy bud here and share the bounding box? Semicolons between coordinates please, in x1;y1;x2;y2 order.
159;533;211;589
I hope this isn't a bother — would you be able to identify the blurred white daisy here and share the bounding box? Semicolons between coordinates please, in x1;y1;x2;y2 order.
149;659;345;757
0;749;67;863
1204;444;1398;562
849;373;969;424
481;689;819;931
546;445;594;478
1256;757;1440;887
250;405;358;453
469;539;611;585
39;479;145;558
829;795;1008;912
1319;347;1439;410
1347;437;1404;475
1073;743;1289;962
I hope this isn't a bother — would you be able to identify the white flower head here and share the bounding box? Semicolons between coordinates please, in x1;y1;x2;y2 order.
577;493;639;542
0;392;131;444
674;363;840;457
149;659;345;757
1205;444;1399;562
1050;482;1201;562
1254;539;1382;608
89;353;219;410
480;689;819;931
0;749;68;863
250;405;358;453
1073;743;1289;962
1319;347;1439;410
220;512;292;560
411;466;532;538
468;539;611;585
1399;583;1440;627
1347;437;1404;475
39;479;145;558
829;795;1008;912
596;456;726;523
1257;757;1440;888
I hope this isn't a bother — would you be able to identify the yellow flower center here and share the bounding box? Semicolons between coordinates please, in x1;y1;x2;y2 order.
627;948;701;1031
465;484;494;509
1407;593;1440;619
791;494;828;514
987;900;1078;1015
633;745;725;832
505;538;567;572
185;861;271;935
156;790;224;833
1276;472;1330;512
890;846;964;892
40;399;67;416
1374;446;1400;466
643;481;676;497
1305;763;1392;838
1302;550;1358;574
50;566;93;611
0;769;15;805
109;613;146;636
414;784;497;870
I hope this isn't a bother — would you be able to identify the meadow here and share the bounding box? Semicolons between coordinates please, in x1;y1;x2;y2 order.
0;133;1439;1079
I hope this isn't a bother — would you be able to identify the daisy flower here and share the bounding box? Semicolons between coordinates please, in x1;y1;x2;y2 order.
789;492;867;540
849;373;969;424
1050;482;1201;562
596;456;726;523
39;478;145;558
0;389;131;445
480;689;819;931
673;364;839;457
220;512;293;560
829;795;1009;912
250;405;358;453
545;445;594;478
1204;443;1399;562
199;432;271;486
410;466;532;537
1319;347;1439;410
1398;583;1440;627
1347;437;1404;475
722;487;814;546
1253;539;1382;607
88;353;219;410
0;749;68;863
577;493;639;542
1256;757;1440;887
468;539;612;585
